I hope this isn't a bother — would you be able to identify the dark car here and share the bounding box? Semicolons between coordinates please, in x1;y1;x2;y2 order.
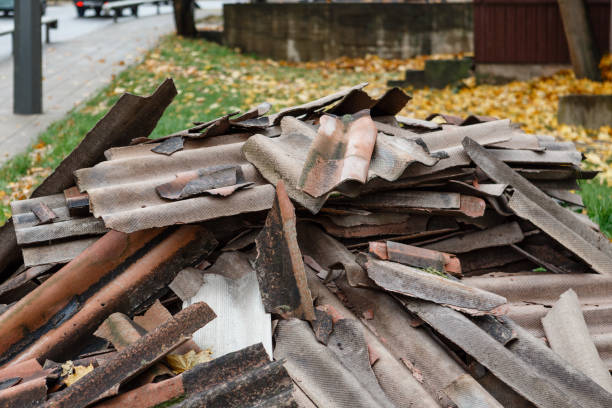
0;0;47;16
73;0;139;18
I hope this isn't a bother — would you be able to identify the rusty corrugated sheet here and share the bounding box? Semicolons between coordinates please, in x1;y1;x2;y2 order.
44;301;216;408
95;343;292;408
0;376;47;408
325;272;504;407
175;359;294;407
2;80;612;407
276;319;404;408
243;115;438;213
474;0;610;64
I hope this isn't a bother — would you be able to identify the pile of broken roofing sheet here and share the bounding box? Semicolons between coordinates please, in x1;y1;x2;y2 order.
0;79;611;408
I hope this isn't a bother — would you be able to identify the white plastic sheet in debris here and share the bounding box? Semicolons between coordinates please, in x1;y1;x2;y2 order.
180;252;273;359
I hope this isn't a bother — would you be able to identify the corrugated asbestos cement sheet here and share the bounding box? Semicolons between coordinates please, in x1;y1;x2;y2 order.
465;271;612;370
75;139;275;233
11;194;107;266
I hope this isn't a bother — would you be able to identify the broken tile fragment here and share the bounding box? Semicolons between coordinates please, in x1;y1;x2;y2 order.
31;202;58;225
370;240;462;276
311;307;333;345
156;165;252;200
151;136;184;156
254;181;315;320
298;110;377;198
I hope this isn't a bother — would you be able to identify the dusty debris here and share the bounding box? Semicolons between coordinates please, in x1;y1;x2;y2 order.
0;80;609;407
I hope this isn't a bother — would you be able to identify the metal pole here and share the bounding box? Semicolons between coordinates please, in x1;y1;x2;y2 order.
14;0;42;114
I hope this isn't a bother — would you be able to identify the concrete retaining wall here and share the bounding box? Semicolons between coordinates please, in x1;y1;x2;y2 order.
223;3;473;62
558;94;612;129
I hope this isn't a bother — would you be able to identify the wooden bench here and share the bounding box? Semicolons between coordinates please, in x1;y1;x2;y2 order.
0;16;58;54
102;0;164;23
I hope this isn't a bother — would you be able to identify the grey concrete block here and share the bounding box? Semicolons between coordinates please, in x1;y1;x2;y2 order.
558;94;612;129
424;58;473;89
387;58;473;89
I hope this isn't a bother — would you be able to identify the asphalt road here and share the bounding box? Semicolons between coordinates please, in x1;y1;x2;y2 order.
0;1;224;62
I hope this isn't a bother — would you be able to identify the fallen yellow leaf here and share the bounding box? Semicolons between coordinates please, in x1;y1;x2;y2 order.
166;349;213;374
62;361;94;387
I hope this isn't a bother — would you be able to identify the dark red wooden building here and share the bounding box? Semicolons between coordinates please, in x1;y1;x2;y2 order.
474;0;610;64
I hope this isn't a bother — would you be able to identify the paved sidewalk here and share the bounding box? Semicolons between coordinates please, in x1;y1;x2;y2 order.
0;9;217;166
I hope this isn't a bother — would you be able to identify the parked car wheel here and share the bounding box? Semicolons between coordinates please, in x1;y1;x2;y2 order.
94;6;101;16
76;7;85;17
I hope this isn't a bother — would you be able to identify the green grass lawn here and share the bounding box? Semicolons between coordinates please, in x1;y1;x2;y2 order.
579;180;612;237
0;34;611;238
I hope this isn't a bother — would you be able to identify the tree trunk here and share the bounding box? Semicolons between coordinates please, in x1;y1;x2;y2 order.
173;0;197;37
558;0;601;81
